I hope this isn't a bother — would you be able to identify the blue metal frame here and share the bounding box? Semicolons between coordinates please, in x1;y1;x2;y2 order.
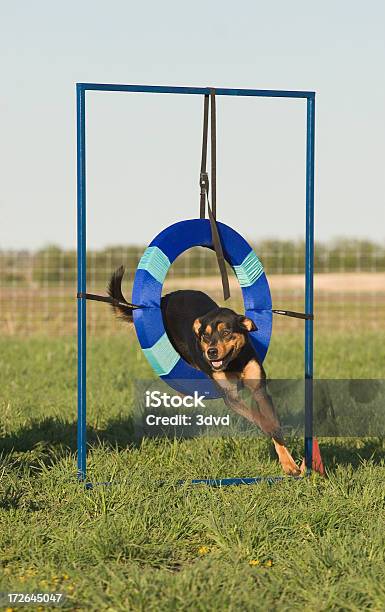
305;96;316;472
76;83;316;484
76;84;87;481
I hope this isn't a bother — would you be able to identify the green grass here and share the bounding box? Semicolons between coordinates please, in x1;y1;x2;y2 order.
1;333;385;611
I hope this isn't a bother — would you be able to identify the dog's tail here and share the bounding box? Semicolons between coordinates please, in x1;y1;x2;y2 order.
107;265;133;323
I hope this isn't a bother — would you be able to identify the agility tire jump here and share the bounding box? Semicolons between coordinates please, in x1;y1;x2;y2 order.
132;218;272;398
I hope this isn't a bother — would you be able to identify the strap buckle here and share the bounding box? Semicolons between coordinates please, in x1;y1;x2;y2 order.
199;171;209;194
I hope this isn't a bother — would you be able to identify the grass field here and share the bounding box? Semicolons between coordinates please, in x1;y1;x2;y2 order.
1;331;385;611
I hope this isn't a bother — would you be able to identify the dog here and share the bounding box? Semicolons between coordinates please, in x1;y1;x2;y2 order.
108;266;301;476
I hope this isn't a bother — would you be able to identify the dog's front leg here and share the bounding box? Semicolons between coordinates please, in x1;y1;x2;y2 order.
240;361;300;476
244;381;300;476
212;368;300;476
212;371;260;420
213;369;279;429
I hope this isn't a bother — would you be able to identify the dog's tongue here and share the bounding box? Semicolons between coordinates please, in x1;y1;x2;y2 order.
212;360;223;368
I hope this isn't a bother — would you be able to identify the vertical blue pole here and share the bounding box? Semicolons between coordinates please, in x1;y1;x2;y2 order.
304;94;315;472
77;84;87;481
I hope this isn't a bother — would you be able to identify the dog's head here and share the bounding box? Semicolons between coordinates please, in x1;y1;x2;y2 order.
193;308;257;372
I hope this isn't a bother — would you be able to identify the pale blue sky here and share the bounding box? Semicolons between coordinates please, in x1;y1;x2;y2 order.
1;0;384;249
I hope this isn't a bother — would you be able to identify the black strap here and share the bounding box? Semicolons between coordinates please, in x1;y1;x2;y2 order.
200;95;209;219
78;292;313;321
200;90;230;301
77;292;141;310
272;309;314;320
207;201;230;299
210;89;217;219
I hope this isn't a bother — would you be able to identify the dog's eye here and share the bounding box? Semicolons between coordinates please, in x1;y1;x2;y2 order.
202;334;211;342
222;330;231;337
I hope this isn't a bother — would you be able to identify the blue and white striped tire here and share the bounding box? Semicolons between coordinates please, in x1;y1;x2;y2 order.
132;219;272;398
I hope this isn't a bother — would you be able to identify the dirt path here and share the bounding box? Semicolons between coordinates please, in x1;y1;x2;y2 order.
164;273;385;294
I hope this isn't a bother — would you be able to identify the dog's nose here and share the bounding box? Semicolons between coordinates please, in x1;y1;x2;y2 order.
207;347;218;359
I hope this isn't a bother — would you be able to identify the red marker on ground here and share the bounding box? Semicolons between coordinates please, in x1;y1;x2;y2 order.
300;438;325;476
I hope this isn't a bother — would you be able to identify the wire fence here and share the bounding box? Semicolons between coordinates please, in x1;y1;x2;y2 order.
1;240;384;336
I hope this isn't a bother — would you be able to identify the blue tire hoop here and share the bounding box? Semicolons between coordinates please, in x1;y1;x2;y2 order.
132;219;272;398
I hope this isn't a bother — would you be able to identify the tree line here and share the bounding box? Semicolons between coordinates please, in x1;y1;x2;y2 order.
1;239;384;286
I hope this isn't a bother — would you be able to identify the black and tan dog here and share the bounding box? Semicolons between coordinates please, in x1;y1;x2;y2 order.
108;266;300;476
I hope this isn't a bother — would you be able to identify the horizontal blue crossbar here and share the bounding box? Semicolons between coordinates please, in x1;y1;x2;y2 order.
77;83;315;99
187;476;301;486
82;476;302;490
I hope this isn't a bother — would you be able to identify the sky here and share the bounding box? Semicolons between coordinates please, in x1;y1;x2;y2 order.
1;0;384;250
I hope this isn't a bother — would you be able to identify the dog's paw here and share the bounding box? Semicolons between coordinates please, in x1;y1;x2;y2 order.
282;461;301;477
300;458;306;475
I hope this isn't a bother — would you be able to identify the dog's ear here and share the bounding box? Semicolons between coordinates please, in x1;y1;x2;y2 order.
239;316;257;332
193;318;202;336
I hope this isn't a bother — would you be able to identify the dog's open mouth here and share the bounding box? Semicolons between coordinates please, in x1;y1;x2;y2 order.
207;350;233;371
